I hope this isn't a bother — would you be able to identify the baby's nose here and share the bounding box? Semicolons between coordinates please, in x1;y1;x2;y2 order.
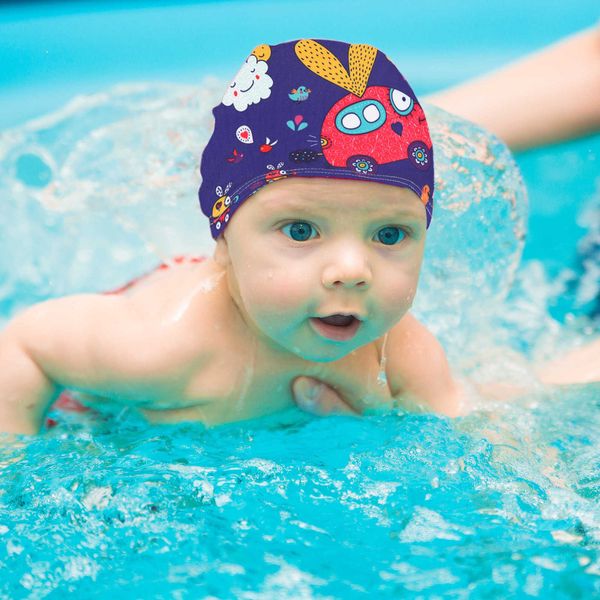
322;259;372;289
330;277;368;288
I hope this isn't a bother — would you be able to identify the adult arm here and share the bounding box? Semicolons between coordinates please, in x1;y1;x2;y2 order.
536;337;600;385
423;26;600;151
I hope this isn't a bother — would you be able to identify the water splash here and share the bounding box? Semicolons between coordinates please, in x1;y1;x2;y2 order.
0;80;223;316
0;388;599;597
0;80;599;598
417;103;528;353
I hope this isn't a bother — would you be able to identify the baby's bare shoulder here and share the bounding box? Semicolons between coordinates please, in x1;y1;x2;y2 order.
122;258;231;360
384;313;462;416
16;259;229;383
122;259;221;313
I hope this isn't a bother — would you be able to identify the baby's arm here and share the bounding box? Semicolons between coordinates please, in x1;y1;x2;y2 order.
382;313;464;417
0;293;189;435
0;322;59;435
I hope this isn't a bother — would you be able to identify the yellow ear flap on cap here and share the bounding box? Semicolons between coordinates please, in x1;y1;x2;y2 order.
294;39;377;97
348;44;377;97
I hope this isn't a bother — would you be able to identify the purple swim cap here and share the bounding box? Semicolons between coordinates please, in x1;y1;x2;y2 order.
198;38;434;239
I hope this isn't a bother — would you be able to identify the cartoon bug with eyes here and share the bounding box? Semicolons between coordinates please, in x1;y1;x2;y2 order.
265;161;292;183
293;40;432;177
210;182;239;231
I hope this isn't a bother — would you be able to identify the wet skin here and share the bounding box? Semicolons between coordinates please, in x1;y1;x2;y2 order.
1;177;462;435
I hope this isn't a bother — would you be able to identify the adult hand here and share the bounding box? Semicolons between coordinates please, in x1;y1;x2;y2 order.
291;376;358;416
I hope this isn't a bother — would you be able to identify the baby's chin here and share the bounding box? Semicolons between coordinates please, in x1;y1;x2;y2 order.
286;335;372;364
255;316;384;363
255;329;357;363
293;348;353;364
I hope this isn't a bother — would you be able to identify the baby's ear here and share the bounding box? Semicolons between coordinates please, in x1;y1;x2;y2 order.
213;234;231;267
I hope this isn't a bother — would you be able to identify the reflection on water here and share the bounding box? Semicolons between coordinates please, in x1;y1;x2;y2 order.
0;81;599;597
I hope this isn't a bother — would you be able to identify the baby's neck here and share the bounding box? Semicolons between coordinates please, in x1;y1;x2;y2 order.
207;255;381;375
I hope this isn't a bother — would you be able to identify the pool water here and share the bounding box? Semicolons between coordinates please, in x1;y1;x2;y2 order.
1;388;600;598
1;1;600;598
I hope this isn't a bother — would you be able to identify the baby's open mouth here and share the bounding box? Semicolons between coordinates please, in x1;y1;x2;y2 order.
309;314;362;342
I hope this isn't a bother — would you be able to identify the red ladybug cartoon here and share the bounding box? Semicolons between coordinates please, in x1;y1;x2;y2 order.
294;40;432;174
321;86;431;173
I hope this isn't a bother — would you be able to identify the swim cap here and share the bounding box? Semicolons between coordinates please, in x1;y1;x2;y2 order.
198;38;434;239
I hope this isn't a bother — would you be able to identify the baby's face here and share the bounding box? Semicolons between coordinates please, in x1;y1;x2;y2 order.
215;177;427;362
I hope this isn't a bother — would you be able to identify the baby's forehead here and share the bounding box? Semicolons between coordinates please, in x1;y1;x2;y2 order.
256;177;422;216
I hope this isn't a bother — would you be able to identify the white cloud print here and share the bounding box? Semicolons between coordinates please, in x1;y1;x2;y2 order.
222;54;273;112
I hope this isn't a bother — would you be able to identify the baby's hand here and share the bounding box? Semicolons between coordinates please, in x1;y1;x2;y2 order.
292;376;358;416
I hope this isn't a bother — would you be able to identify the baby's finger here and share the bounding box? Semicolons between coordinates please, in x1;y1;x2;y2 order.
292;376;358;416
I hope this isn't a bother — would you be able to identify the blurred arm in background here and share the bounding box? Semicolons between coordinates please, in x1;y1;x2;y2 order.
427;24;600;387
424;26;600;152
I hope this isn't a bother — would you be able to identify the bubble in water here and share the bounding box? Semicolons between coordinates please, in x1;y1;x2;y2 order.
15;152;53;188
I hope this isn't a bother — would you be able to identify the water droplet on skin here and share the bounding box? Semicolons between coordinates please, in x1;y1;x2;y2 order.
377;332;389;387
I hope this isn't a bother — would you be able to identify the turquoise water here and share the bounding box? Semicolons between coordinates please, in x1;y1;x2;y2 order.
2;390;600;598
1;1;600;598
2;0;599;286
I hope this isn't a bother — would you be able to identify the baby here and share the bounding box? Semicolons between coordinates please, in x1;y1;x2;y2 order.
0;38;467;435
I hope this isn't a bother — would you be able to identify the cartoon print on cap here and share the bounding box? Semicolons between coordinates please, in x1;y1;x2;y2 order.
251;44;271;61
408;141;430;170
288;86;311;102
265;161;290;183
198;38;436;240
222;54;273;112
289;148;324;163
349;156;375;174
236;125;254;144
295;39;377;97
210;182;239;231
308;133;331;150
287;114;308;131
294;39;432;172
226;148;244;163
260;137;278;153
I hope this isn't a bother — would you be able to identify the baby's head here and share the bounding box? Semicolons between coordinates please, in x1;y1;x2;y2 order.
198;38;434;361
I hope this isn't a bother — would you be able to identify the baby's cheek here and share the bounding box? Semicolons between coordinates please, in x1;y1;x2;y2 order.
246;268;309;312
380;277;417;317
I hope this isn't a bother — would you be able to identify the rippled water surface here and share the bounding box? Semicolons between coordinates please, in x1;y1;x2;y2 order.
1;389;600;598
0;82;599;598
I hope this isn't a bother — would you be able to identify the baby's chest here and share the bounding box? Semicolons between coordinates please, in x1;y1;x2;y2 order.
179;353;298;425
180;342;395;425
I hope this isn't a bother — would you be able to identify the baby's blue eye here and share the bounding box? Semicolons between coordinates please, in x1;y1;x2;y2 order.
376;226;406;245
281;222;316;242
